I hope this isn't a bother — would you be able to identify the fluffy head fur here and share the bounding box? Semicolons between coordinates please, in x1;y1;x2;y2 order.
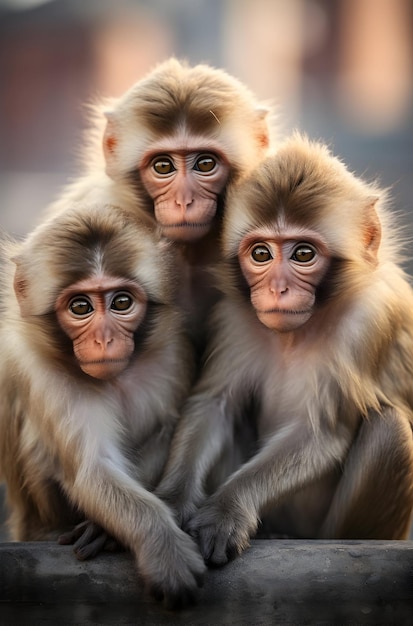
103;57;276;180
12;204;175;318
223;133;398;268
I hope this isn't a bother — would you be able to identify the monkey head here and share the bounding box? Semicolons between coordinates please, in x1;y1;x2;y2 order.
12;204;175;380
223;133;383;334
102;58;272;242
54;275;147;380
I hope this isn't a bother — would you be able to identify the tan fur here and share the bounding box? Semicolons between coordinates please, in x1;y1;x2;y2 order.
45;57;277;225
101;57;276;180
0;204;205;607
47;58;276;212
43;58;277;356
156;135;413;565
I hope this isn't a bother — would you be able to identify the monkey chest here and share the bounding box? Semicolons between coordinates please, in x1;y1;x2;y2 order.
258;364;315;436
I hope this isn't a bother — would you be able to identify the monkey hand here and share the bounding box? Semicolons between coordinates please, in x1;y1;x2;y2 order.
58;521;121;560
155;485;205;530
187;494;258;567
170;497;202;531
137;524;206;609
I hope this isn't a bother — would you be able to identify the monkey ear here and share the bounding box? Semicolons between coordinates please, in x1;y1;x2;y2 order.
255;107;270;151
103;112;119;179
12;256;56;317
12;256;30;316
363;197;381;264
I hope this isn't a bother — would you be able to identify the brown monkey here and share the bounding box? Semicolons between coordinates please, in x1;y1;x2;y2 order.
156;134;413;565
38;58;276;562
48;58;276;352
0;204;205;607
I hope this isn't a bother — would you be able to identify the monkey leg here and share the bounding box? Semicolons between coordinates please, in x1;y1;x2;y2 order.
321;406;413;539
7;481;81;541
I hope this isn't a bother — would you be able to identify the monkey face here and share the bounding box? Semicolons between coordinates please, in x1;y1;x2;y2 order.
56;275;147;380
238;228;330;333
139;131;230;242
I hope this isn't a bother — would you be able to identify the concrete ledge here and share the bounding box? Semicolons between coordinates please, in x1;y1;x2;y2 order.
0;540;412;624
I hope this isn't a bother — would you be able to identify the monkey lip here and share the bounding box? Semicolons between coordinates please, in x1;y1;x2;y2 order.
79;358;130;380
260;308;313;315
164;221;211;229
81;359;128;365
162;221;212;241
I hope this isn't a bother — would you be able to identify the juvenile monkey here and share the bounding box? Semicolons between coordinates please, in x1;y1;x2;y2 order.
48;58;276;352
156;134;413;565
0;204;204;607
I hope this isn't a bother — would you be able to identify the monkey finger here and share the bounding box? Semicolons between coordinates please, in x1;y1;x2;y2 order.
73;526;111;561
57;531;76;546
205;530;231;567
194;526;226;566
74;533;110;561
73;521;104;546
58;520;93;545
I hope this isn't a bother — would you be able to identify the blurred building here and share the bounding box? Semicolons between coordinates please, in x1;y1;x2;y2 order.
0;0;412;239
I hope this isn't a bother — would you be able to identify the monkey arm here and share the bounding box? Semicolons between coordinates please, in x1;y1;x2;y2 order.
156;298;267;528
188;419;353;566
19;382;205;608
57;446;205;607
155;391;236;528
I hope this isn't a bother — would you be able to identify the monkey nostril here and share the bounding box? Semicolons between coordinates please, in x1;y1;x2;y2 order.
270;284;288;295
94;337;114;347
176;198;194;209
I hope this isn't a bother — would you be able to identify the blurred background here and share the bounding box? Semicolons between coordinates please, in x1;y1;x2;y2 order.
1;0;412;241
0;0;412;538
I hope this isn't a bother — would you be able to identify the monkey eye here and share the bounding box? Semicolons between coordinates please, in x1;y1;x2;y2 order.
69;296;93;316
153;157;175;175
291;244;316;263
111;292;133;312
251;244;272;263
193;154;217;173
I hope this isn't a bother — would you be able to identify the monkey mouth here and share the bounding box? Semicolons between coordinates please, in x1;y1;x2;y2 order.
81;359;128;365
162;221;212;241
165;221;211;229
261;308;313;315
79;358;130;381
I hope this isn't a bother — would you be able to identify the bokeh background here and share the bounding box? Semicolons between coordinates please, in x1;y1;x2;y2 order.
0;0;412;538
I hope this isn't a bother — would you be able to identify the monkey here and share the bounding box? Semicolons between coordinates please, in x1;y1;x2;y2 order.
155;133;413;566
0;204;205;607
24;57;276;564
47;58;276;354
39;58;277;560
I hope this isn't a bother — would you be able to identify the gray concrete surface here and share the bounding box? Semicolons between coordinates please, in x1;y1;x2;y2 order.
0;540;412;625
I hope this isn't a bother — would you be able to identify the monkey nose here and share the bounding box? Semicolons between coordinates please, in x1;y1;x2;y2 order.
94;337;114;348
175;197;194;211
270;283;289;296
